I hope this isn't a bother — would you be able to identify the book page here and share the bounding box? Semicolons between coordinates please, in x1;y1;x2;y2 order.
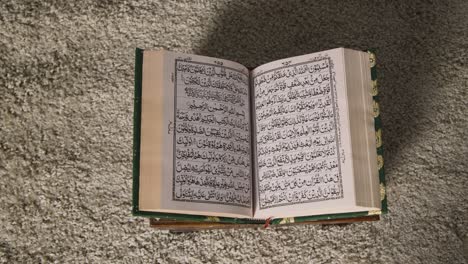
155;51;253;217
251;48;356;218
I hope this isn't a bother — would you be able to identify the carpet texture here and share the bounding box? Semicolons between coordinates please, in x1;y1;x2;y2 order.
1;0;467;263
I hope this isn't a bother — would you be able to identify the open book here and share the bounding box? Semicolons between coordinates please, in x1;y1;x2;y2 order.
133;48;385;223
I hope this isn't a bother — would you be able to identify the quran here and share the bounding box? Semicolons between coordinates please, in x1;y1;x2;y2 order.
133;48;386;226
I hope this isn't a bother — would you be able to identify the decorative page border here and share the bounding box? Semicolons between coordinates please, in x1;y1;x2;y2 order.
273;50;387;225
172;59;252;208
253;56;344;210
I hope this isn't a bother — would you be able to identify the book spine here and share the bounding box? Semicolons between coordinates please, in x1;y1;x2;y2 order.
132;48;144;215
369;51;387;214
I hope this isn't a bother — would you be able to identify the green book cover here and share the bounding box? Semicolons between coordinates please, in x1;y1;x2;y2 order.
132;49;386;225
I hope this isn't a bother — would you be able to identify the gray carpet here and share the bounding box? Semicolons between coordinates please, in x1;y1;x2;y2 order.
1;0;467;263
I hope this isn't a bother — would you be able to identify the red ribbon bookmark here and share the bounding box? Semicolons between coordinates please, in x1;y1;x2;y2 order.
263;217;273;228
